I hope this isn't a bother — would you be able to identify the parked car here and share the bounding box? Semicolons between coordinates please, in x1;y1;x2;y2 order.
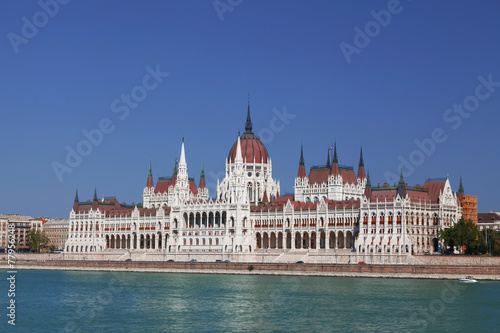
215;259;223;263
167;259;174;262
358;261;367;265
424;251;430;255
125;259;132;262
189;259;197;263
296;261;304;264
223;260;230;263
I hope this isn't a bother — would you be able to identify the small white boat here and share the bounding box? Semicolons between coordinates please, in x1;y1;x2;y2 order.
459;276;477;283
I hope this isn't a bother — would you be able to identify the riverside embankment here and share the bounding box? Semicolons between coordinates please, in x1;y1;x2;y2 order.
2;259;499;280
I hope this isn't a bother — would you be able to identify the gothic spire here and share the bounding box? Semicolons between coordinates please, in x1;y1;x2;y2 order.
326;148;331;168
147;161;154;188
199;163;206;189
458;176;464;193
398;168;405;187
299;145;305;165
93;188;98;202
366;170;371;187
332;141;338;163
74;189;79;203
235;136;243;163
331;141;340;176
172;158;178;176
298;145;306;179
357;146;366;180
245;100;253;133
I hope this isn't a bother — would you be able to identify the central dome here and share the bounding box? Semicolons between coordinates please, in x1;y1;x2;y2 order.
228;105;269;164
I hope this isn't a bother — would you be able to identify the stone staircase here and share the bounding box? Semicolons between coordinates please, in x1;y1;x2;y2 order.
273;250;309;263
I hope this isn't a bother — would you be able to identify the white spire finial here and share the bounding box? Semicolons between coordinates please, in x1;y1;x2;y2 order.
235;136;243;163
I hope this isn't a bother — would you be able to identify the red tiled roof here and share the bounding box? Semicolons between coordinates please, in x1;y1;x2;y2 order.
189;179;198;195
250;197;360;212
422;180;446;204
357;165;365;180
147;176;154;189
154;178;174;194
478;213;500;223
199;176;206;189
340;168;357;184
298;165;306;179
371;189;397;202
308;167;330;185
406;189;429;203
228;132;269;164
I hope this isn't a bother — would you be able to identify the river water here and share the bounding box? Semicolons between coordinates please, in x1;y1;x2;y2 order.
1;269;499;332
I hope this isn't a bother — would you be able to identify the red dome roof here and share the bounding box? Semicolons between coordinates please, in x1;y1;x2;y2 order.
228;132;269;164
228;103;269;164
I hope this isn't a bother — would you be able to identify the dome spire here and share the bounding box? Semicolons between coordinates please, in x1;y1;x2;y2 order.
245;97;253;133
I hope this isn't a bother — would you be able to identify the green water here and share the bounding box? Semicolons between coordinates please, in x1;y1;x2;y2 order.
1;270;499;332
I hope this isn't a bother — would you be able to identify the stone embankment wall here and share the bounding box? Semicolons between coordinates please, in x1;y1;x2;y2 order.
3;252;499;267
415;255;500;266
2;251;416;265
7;260;500;280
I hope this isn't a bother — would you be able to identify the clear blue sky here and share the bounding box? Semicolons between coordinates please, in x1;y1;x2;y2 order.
1;0;499;218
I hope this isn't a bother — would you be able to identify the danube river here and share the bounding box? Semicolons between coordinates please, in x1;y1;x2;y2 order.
2;269;499;332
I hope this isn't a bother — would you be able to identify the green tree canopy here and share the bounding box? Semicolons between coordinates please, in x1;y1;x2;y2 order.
26;229;50;252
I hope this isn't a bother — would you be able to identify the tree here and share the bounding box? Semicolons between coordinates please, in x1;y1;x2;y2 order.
438;218;480;254
26;229;50;253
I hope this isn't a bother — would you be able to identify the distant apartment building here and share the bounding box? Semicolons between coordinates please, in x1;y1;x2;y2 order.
457;177;478;224
0;214;43;252
477;212;500;231
43;219;70;250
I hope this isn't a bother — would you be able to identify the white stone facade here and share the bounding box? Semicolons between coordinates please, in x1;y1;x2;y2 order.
65;109;462;257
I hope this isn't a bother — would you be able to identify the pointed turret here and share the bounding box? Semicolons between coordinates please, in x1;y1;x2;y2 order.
326;148;331;168
262;190;269;203
199;163;206;189
92;188;99;210
397;169;406;198
398;168;405;187
235;136;243;164
297;145;306;179
458;176;465;201
146;161;154;189
73;189;79;211
178;139;188;181
171;158;178;185
357;146;365;180
245;100;253;133
331;142;340;176
364;170;372;199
